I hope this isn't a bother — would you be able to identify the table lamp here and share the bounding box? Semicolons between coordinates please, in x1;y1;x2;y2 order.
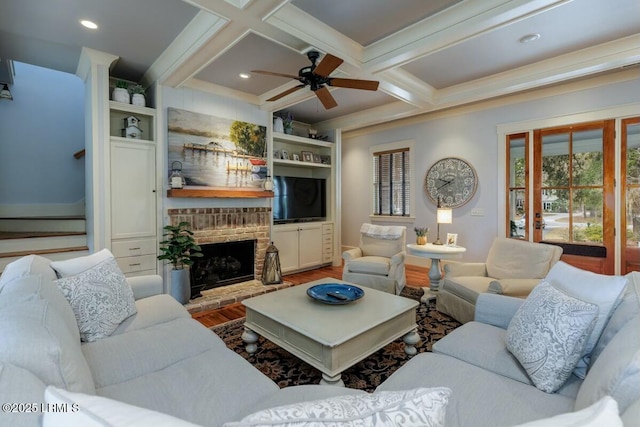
433;199;452;245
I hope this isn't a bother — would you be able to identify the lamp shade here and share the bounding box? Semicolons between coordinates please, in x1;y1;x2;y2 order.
436;207;453;224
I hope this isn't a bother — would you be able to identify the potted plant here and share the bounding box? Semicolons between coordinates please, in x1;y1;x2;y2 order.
129;84;146;107
112;80;130;104
158;222;203;304
414;226;430;245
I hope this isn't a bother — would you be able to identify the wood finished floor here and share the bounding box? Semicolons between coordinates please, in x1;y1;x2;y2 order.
192;264;429;328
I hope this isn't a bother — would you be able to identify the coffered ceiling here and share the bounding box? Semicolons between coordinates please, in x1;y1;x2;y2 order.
1;0;638;130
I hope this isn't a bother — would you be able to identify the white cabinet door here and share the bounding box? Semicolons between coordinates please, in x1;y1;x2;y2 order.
110;141;156;239
272;226;300;274
298;224;323;269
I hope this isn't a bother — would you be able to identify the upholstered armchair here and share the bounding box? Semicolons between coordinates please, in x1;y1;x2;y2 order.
436;237;563;323
342;224;407;295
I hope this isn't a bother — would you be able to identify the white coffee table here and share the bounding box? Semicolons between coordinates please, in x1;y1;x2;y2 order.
241;278;419;387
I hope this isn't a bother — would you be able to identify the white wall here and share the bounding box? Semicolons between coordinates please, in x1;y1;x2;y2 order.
342;75;640;263
160;85;271;216
0;62;85;213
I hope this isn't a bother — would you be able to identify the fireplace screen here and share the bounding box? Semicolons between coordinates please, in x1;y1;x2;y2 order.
190;239;255;298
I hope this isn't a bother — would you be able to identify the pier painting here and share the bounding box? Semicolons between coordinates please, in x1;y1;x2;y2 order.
167;108;267;189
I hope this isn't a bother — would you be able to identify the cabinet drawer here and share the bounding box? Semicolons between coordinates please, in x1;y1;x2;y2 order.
112;238;157;257
322;234;332;244
116;254;157;274
322;224;333;235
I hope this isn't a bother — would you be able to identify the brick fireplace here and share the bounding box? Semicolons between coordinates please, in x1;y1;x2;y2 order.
167;207;293;314
167;207;271;280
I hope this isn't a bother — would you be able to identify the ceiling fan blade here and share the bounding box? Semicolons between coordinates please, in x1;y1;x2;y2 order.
329;78;379;91
252;70;300;79
266;84;305;102
315;86;338;109
313;54;343;77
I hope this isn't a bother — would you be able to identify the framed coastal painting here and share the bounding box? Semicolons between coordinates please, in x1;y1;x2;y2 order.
167;108;267;191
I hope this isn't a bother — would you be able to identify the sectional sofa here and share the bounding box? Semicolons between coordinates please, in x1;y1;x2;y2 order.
0;252;638;426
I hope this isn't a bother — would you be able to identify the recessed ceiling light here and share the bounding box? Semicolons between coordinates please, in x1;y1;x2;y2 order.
80;20;98;30
519;33;541;44
239;73;250;79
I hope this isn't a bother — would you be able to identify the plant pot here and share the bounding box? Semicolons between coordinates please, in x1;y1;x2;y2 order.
416;236;427;245
170;268;191;304
112;87;130;104
131;93;146;107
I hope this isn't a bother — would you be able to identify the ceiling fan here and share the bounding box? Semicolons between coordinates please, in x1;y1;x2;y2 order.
252;50;379;110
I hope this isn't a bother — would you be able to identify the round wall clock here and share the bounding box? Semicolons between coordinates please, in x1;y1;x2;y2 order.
424;157;478;208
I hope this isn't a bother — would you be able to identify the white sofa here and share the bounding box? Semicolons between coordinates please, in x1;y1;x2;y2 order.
437;237;563;323
1;253;638;426
380;262;640;427
0;254;366;427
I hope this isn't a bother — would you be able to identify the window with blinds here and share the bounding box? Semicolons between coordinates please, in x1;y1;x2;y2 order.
372;148;410;216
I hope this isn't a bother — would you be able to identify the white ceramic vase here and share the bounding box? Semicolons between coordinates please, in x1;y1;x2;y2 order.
132;93;146;107
170;268;191;305
112;87;130;104
273;116;284;133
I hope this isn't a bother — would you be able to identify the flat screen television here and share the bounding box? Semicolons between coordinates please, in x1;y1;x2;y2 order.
273;176;327;223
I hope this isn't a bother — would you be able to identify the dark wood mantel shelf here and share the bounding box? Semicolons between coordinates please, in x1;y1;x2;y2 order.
167;187;274;198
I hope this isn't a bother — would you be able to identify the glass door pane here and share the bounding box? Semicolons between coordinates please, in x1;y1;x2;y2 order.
623;118;640;273
506;134;527;239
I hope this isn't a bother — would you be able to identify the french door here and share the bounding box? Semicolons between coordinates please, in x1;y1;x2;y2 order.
532;120;615;274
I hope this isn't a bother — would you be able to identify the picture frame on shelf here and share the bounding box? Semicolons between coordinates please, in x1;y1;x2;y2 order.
301;151;313;162
446;233;458;247
292;153;300;161
281;150;289;160
320;155;331;164
273;149;282;159
313;153;321;163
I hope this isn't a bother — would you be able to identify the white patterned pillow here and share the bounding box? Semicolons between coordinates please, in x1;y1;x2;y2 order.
224;387;450;427
506;280;598;393
54;257;136;342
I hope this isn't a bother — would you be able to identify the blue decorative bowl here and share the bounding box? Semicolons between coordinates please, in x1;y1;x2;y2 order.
306;283;364;305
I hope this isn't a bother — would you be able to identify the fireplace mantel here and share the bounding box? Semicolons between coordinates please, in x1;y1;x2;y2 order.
167;187;274;198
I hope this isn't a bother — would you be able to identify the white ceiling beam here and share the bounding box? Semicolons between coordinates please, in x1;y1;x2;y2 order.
377;68;436;108
264;3;364;68
364;0;572;72
144;11;229;87
436;35;640;107
158;0;308;88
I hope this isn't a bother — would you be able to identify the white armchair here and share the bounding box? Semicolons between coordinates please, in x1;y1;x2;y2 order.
342;224;407;295
436;237;563;323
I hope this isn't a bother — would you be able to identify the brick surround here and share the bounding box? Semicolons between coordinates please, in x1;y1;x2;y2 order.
167;207;271;280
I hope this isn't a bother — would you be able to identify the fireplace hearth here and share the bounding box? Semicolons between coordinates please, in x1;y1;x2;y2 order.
190;240;255;298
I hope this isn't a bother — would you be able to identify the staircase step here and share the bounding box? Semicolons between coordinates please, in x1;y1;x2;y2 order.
0;234;88;255
0;217;86;233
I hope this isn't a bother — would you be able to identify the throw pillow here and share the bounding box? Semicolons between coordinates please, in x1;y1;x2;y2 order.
544;261;627;378
43;386;201;427
506;280;598;393
508;396;622;427
224;387;451;427
50;248;114;278
54;257;136;342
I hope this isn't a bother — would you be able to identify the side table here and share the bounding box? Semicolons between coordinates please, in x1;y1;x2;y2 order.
407;243;466;302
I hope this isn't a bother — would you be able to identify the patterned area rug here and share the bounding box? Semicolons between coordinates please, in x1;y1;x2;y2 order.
211;287;461;392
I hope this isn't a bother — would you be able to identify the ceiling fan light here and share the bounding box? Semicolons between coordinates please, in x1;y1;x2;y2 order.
0;84;13;101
